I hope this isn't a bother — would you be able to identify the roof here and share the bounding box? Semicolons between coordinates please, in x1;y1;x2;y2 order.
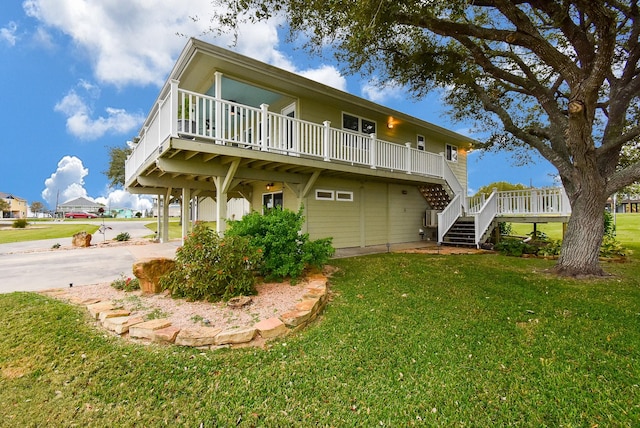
0;192;25;201
58;197;104;208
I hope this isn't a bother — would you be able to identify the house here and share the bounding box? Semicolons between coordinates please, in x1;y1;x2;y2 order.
57;197;105;215
125;38;570;248
0;192;27;218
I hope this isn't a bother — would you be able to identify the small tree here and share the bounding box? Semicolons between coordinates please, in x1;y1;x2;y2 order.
0;199;9;217
227;207;334;281
103;140;136;188
160;222;262;301
30;201;44;217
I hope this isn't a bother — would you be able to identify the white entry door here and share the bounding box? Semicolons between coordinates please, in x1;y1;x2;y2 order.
281;103;298;155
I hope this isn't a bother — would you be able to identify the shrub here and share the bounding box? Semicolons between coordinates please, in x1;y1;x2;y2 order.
498;222;512;235
12;219;28;228
538;239;562;257
227;207;334;281
110;274;140;292
114;232;131;241
600;235;627;258
494;237;535;257
160;222;262;301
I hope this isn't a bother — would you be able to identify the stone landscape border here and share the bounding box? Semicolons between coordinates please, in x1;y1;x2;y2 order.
40;272;329;349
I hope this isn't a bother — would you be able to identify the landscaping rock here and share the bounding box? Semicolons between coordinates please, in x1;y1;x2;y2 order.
132;258;176;294
98;309;131;322
72;231;92;247
175;326;222;347
153;326;181;343
227;296;253;308
214;327;257;345
129;318;172;340
103;316;144;335
86;301;117;319
254;317;288;339
279;310;311;328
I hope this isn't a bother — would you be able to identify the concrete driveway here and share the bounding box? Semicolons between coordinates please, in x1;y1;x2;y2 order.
0;220;179;294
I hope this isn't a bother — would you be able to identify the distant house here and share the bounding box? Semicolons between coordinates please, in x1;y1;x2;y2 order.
57;197;105;215
125;38;571;249
0;192;27;218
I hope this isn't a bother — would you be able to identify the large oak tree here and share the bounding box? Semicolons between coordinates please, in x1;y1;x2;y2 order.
214;0;640;276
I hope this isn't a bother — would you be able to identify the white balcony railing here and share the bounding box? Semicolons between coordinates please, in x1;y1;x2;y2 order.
125;85;453;191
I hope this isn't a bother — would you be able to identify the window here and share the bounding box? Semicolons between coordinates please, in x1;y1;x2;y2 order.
315;190;334;201
417;135;425;151
315;189;354;202
446;144;458;162
342;113;376;135
336;191;354;202
263;192;283;212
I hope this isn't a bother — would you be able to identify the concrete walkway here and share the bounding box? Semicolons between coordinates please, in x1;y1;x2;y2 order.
0;218;438;294
0;220;180;294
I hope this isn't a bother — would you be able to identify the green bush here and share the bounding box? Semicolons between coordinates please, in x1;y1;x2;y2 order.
537;239;562;256
227;207;334;281
498;222;512;235
160;222;262;301
494;237;536;257
114;232;131;241
600;235;627;258
12;219;28;228
110;274;140;292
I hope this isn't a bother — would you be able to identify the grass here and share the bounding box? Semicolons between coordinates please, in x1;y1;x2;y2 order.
0;218;639;425
0;223;100;244
509;212;639;242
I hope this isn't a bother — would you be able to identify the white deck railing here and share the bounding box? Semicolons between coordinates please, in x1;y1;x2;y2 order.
125;86;452;189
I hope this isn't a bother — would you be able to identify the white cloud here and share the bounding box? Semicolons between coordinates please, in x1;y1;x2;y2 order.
1;21;18;46
22;0;347;90
361;78;404;103
41;156;90;209
95;189;153;213
299;65;347;91
54;81;144;140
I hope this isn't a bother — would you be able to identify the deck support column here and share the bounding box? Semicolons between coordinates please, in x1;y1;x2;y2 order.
181;187;191;245
161;188;171;243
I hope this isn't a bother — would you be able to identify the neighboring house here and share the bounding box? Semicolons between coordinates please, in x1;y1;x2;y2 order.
57;197;105;215
125;39;570;248
0;192;27;218
608;196;640;213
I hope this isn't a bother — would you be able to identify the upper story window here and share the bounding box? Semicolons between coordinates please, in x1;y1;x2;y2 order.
446;144;458;162
343;113;376;135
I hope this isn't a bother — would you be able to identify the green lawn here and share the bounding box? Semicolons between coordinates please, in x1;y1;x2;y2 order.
0;218;639;425
0;223;100;244
510;212;639;241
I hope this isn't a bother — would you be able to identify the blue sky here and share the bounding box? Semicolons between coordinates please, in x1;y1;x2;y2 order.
0;1;558;212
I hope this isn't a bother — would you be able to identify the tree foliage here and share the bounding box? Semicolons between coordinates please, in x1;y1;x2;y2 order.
475;181;529;198
29;201;44;216
104;142;134;188
213;0;640;276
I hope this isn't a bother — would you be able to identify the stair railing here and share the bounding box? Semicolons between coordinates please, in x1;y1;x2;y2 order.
437;193;462;244
473;189;498;247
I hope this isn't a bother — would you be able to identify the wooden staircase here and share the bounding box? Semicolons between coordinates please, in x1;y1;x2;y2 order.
442;217;476;247
418;184;451;210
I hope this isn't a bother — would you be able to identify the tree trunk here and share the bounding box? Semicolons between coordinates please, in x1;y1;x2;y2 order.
554;186;607;277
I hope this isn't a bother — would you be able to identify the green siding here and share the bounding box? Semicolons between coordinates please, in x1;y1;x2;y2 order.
387;185;429;243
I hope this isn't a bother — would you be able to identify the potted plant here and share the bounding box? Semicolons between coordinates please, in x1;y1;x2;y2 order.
177;96;196;134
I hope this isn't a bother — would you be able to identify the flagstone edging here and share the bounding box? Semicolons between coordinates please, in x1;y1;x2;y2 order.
40;273;329;349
